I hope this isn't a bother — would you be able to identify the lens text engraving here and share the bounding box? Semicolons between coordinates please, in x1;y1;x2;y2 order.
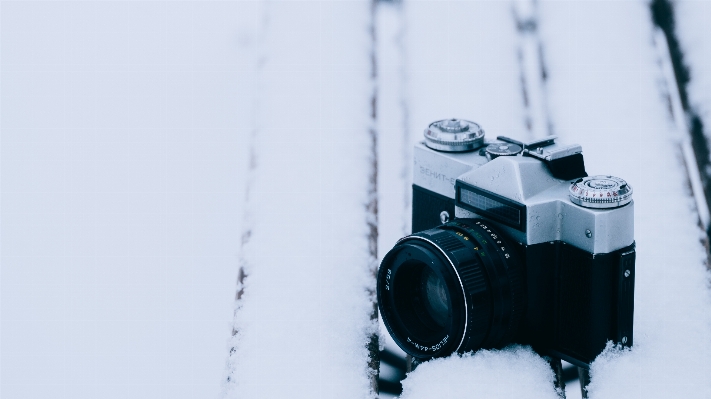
407;335;449;352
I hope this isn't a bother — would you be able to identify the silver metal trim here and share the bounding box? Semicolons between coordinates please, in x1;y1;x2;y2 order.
497;135;557;149
496;136;525;147
524;143;582;161
569;196;632;209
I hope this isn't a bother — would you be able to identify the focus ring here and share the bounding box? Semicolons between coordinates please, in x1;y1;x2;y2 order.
454;255;491;352
449;220;526;349
427;230;492;352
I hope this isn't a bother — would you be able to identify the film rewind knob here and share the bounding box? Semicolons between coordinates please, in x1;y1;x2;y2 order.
423;118;485;152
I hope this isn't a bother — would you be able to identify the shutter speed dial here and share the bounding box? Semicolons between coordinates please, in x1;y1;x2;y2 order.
569;175;633;209
485;143;523;160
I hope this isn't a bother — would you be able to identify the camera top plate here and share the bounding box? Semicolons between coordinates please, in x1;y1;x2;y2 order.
414;141;634;253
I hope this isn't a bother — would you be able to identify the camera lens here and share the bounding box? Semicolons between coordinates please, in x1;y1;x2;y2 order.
377;219;525;359
392;259;452;341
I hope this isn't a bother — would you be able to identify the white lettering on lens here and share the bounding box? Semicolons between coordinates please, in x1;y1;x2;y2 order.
407;335;449;352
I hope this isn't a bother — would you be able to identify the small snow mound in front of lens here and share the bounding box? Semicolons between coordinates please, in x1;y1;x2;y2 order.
399;346;560;399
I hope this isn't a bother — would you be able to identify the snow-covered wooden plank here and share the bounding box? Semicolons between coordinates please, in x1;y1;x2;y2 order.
653;26;711;247
513;0;554;141
374;3;410;396
676;0;711;128
403;1;528;148
377;1;409;274
675;0;711;230
538;1;711;398
222;1;378;397
1;3;251;398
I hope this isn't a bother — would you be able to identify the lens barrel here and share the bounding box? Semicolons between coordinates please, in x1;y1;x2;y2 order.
377;219;525;359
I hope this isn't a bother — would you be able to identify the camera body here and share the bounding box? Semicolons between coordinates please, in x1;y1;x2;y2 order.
379;119;635;368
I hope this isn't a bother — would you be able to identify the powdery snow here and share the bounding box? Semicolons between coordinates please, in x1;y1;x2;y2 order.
222;1;379;398
376;1;410;267
1;3;251;398
400;347;560;399
676;0;711;147
403;1;528;150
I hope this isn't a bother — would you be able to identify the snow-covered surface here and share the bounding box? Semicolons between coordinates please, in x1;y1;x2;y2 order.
3;1;711;399
403;1;527;146
377;1;409;266
374;6;411;396
221;1;379;398
653;26;711;230
1;3;250;398
400;347;560;399
539;1;711;398
677;1;711;172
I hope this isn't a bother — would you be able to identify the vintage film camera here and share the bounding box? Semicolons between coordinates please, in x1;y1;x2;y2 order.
377;119;635;368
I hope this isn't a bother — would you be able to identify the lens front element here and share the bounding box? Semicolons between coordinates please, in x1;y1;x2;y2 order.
387;248;462;355
423;267;449;328
377;219;525;359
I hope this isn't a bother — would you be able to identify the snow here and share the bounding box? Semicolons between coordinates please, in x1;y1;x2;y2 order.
221;1;379;398
400;346;559;399
676;0;711;147
403;1;527;144
653;26;711;230
4;1;711;399
377;1;410;262
676;1;711;228
374;5;411;396
1;3;252;398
